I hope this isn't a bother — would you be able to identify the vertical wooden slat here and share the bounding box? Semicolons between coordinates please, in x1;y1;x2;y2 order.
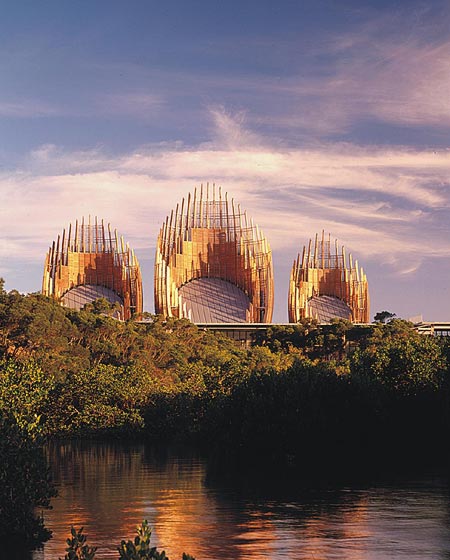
60;227;66;267
186;192;191;241
81;217;85;252
313;233;318;268
74;220;79;252
94;216;99;253
67;222;72;255
192;186;197;229
199;184;204;227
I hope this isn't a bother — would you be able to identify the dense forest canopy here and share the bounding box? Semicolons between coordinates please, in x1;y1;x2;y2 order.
2;279;450;545
0;281;448;446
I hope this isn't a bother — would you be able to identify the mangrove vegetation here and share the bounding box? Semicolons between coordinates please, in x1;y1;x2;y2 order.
1;279;450;545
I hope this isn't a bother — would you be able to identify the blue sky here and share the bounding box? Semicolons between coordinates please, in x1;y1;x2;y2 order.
1;0;450;322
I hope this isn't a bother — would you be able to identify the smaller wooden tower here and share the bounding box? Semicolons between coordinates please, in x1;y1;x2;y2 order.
289;231;369;323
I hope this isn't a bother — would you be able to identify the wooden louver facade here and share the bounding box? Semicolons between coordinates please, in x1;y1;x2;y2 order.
289;231;370;323
42;217;143;320
154;183;274;323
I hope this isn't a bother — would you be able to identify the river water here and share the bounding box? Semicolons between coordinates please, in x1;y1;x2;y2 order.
32;440;450;559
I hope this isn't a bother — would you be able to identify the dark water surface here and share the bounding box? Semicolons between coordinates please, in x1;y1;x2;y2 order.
32;441;450;559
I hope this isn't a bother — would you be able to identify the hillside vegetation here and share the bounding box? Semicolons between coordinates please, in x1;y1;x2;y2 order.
1;280;450;458
0;282;449;454
3;279;450;544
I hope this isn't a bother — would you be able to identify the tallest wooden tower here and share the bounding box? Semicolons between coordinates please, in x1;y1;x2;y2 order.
154;183;274;323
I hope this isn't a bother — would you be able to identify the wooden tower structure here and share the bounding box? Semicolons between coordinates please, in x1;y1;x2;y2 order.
289;231;369;323
42;217;143;320
155;183;274;323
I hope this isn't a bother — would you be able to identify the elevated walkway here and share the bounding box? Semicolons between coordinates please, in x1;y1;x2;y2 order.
136;320;450;344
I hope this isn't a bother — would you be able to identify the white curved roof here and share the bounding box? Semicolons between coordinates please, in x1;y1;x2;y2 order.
179;277;251;323
308;294;352;323
61;285;123;311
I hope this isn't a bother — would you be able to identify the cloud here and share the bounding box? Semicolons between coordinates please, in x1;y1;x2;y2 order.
26;144;113;174
328;38;450;129
248;7;450;136
97;92;165;119
208;106;264;149
0;104;449;317
1;108;450;286
1;6;448;141
0;99;61;118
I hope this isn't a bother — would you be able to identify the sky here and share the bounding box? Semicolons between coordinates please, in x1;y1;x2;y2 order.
1;0;450;322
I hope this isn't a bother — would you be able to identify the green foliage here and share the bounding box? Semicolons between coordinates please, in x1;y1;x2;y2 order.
60;527;97;560
0;359;56;436
351;320;445;394
1;284;450;462
0;411;56;546
252;319;320;353
49;365;149;435
3;281;450;554
60;522;195;560
82;297;123;317
118;520;166;560
0;288;293;438
253;318;353;360
203;357;352;459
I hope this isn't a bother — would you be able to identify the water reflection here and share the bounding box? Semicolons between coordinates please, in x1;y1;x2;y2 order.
32;441;450;559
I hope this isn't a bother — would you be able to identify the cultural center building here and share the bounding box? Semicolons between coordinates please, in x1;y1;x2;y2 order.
154;184;274;323
42;217;143;320
288;231;370;323
41;188;371;329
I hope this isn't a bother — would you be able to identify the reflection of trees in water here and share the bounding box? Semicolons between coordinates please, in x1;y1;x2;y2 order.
40;441;450;560
45;441;373;559
205;462;450;559
44;441;224;558
203;464;372;559
46;441;154;551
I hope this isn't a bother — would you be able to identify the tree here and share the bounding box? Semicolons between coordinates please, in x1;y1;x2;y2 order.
373;311;396;324
351;328;445;394
0;360;57;436
0;412;56;546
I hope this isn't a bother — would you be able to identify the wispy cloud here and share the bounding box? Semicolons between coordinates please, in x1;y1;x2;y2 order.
2;6;449;140
2;110;450;285
97;92;165;119
244;7;450;136
208;106;264;149
26;144;113;174
0;99;61;118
